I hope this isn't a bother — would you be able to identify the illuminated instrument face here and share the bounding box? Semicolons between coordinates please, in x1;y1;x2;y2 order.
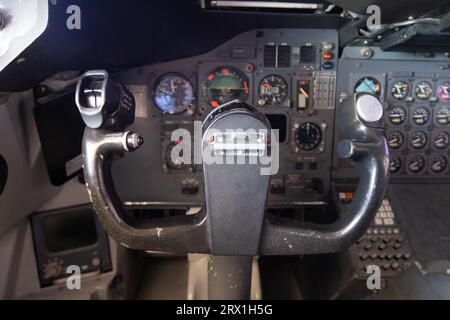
411;107;430;125
415;81;433;100
391;81;409;100
154;73;193;114
388;106;406;125
436;107;450;125
258;75;288;105
202;66;249;108
354;77;381;97
438;82;450;101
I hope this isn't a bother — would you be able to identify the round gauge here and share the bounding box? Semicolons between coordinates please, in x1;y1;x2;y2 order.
410;131;428;149
430;155;448;173
391;81;409;100
436;107;450;125
202;66;249;107
354;77;382;97
164;141;189;170
438;82;450;101
388;131;404;149
388;106;406;125
433;131;450;149
415;81;433;100
407;155;426;174
295;122;322;151
258;75;288;105
412;107;430;125
154;73;194;114
390;155;402;173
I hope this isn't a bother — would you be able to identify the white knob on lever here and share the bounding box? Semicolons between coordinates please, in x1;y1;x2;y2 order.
356;94;383;123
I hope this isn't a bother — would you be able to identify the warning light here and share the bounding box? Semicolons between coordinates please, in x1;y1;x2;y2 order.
322;51;333;60
210;101;219;108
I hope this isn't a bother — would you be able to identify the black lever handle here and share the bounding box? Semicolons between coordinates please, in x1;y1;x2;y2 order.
259;93;390;255
75;70;135;131
76;70;208;252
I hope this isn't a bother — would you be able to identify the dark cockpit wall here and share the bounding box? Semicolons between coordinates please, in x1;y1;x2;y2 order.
1;0;449;92
0;0;345;92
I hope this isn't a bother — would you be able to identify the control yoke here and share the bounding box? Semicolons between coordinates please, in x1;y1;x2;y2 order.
75;70;389;256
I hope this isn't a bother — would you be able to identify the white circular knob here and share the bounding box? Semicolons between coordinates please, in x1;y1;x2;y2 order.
356;94;383;123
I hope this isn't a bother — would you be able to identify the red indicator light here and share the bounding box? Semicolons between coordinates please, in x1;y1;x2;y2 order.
208;74;214;80
210;101;219;108
322;51;333;60
221;69;230;75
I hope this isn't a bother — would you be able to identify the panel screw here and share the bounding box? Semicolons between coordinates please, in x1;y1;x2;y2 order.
360;47;373;59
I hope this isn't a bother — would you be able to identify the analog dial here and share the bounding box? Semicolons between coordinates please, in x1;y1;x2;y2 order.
295;122;322;151
407;155;426;173
433;131;450;149
412;107;430;125
438;82;450;101
391;81;409;100
430;155;448;173
390;155;402;173
415;81;433;100
258;75;288;105
410;131;428;149
164;141;190;170
154;73;194;114
354;77;382;97
388;131;405;149
388;106;406;125
202;66;249;107
436;107;450;125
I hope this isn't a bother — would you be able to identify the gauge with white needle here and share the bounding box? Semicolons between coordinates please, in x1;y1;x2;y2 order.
410;131;427;149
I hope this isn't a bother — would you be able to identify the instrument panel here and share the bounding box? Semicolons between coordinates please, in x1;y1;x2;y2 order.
334;47;450;181
386;75;450;177
112;29;338;205
109;29;450;207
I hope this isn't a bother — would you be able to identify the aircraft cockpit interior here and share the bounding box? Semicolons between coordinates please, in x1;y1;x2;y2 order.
1;0;450;303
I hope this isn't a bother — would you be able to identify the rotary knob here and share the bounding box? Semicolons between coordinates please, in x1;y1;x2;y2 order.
43;259;64;279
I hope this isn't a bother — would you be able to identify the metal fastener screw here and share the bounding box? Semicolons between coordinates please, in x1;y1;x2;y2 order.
360;47;373;59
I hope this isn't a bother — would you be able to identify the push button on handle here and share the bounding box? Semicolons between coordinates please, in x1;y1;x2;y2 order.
356;94;383;123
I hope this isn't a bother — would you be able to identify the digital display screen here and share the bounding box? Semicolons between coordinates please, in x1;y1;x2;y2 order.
43;211;98;253
266;114;287;143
